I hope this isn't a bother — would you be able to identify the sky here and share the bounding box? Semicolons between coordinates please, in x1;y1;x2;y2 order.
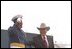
1;1;71;45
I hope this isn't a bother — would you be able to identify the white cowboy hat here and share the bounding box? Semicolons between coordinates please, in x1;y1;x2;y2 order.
37;23;50;31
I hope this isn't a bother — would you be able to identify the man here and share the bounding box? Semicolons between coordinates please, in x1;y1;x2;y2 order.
8;15;28;48
33;23;54;48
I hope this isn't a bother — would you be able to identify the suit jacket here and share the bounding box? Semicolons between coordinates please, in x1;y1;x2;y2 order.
33;35;54;48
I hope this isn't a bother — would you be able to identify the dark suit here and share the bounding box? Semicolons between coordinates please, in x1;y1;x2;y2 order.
33;35;54;48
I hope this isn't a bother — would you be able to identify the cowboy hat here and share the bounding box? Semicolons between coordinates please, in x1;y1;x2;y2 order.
37;23;50;31
12;15;23;23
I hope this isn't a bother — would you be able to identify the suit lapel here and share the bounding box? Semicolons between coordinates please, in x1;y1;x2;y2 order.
37;35;44;48
47;36;52;48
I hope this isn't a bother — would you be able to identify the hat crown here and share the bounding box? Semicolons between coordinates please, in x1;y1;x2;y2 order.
40;23;47;28
12;15;23;22
15;15;23;18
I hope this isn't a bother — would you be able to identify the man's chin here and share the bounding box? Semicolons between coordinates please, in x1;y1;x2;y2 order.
19;26;22;29
41;34;46;36
20;25;22;28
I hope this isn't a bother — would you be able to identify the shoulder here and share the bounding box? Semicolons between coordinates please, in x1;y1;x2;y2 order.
47;35;53;38
47;35;54;40
8;26;13;32
33;35;39;38
20;29;26;36
8;26;17;34
21;29;25;33
33;35;41;40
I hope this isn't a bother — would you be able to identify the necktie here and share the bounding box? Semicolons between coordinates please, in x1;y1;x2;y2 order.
43;36;48;48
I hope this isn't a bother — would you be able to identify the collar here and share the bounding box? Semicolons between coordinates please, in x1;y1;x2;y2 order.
41;35;47;40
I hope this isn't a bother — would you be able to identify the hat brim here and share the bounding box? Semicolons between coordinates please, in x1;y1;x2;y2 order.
37;27;50;31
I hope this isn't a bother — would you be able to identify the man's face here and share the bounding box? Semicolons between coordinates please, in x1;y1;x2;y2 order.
18;20;23;29
39;28;47;35
16;18;23;29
